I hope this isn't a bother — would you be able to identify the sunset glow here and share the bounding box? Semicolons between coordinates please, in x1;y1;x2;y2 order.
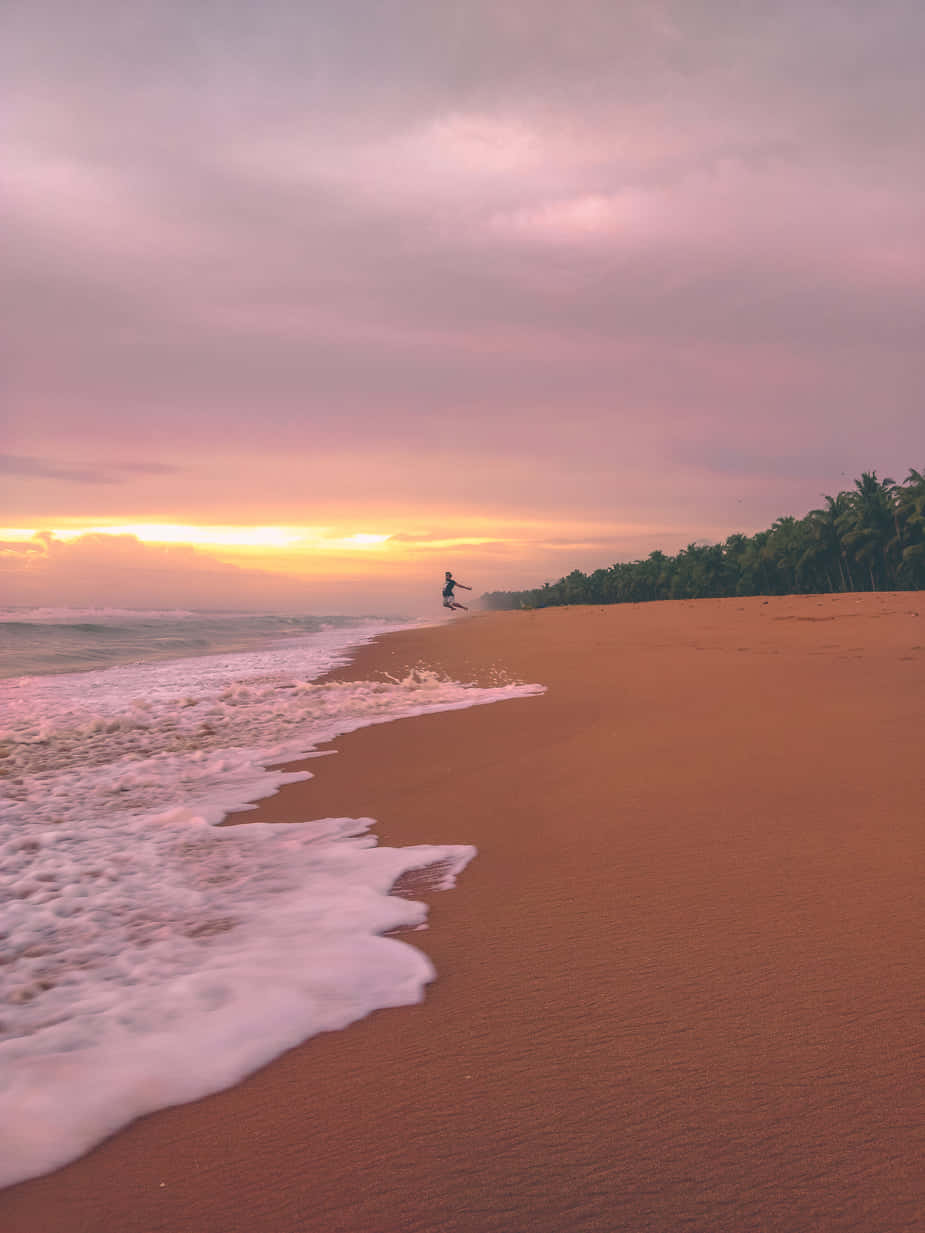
1;524;397;551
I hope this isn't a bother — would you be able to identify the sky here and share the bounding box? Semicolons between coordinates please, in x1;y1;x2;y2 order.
3;0;924;613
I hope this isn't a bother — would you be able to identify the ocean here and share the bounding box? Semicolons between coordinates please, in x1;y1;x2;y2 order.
0;609;543;1188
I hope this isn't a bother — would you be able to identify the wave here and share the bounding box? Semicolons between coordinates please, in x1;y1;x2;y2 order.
0;619;544;1187
0;611;406;679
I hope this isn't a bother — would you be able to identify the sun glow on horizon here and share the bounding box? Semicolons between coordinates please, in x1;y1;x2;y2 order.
1;524;394;552
1;515;695;598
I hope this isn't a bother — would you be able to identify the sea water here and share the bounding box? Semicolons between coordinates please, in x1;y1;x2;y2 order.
0;611;543;1187
0;607;412;679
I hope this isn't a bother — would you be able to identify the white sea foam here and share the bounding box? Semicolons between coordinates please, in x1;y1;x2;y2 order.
0;622;543;1187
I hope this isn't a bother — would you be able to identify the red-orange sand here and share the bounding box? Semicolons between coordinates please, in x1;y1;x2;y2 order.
3;594;924;1233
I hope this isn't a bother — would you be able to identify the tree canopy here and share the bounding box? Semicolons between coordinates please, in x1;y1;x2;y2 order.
481;469;925;610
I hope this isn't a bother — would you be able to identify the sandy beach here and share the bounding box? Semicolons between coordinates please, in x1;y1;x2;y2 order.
3;593;923;1233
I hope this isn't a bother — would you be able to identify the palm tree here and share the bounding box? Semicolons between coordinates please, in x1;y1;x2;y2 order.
894;468;925;587
837;471;897;590
807;493;855;591
561;570;590;604
765;515;812;592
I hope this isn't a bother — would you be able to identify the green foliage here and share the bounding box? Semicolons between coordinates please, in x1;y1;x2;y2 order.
481;467;925;610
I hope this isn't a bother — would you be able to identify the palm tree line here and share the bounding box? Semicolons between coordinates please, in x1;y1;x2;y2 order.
481;469;925;609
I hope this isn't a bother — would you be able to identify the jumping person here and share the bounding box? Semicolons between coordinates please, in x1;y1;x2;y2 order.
442;571;472;611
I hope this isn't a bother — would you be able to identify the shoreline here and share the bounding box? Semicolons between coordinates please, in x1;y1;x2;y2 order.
3;594;924;1233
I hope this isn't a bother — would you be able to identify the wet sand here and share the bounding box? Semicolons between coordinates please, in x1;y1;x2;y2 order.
3;593;924;1233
